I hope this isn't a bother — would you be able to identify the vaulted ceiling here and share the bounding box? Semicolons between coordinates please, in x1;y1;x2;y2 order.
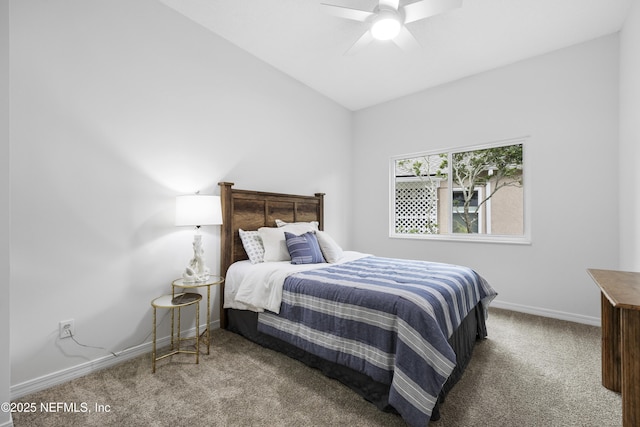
158;0;632;111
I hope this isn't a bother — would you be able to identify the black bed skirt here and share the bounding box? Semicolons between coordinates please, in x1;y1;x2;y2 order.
226;304;486;421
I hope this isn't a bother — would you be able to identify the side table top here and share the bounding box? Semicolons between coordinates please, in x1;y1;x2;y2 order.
588;268;640;311
172;276;224;288
152;292;202;308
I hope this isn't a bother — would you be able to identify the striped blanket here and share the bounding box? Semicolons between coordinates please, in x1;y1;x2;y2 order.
257;256;496;427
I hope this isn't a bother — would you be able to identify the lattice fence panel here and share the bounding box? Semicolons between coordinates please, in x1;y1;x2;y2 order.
395;181;439;234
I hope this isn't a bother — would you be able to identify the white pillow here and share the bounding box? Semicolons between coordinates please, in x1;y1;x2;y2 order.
275;219;319;230
259;223;320;262
316;231;344;263
259;227;291;262
239;229;264;264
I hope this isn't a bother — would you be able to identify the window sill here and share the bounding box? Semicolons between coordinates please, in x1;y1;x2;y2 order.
389;233;532;245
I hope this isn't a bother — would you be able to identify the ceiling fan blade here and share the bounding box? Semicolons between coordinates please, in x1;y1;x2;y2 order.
345;30;374;55
379;0;400;10
402;0;463;24
321;3;374;22
391;26;421;51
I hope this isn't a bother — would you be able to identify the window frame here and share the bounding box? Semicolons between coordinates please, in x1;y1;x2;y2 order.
389;137;531;244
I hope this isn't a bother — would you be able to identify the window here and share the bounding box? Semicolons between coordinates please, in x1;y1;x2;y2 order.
390;138;529;243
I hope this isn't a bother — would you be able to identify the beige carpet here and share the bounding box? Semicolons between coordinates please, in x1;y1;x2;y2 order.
12;308;622;426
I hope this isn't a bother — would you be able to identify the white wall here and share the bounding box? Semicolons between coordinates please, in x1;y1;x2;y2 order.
352;35;620;324
1;0;12;425
10;0;352;392
619;0;640;271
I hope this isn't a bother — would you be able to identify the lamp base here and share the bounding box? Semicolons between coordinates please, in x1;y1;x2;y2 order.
182;273;210;284
182;233;210;283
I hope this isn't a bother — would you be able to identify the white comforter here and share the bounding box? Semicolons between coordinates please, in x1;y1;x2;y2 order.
224;251;369;313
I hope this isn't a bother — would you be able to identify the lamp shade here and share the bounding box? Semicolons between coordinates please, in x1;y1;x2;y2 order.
175;195;223;227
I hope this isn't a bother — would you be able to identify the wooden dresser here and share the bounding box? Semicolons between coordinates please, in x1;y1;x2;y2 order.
587;269;640;427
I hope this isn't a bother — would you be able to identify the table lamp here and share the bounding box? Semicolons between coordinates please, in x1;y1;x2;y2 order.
175;193;223;283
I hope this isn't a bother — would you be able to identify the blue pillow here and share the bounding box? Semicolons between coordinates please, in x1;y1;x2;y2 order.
284;231;326;265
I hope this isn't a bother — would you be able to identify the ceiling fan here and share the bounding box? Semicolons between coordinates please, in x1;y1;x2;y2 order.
321;0;462;54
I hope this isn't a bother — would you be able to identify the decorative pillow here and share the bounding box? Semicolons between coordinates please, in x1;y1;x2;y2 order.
315;231;343;263
239;229;264;264
258;227;291;262
275;219;319;230
259;222;320;262
284;231;326;265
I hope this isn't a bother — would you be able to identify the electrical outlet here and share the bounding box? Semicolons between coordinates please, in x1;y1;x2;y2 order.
59;319;74;339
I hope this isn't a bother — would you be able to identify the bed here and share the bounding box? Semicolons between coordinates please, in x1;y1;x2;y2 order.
217;182;497;427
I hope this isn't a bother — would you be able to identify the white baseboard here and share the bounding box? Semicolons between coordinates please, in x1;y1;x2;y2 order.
0;414;13;427
491;300;601;326
11;321;220;400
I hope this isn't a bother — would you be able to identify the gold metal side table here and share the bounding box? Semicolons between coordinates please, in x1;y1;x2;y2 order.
172;276;224;355
151;292;202;373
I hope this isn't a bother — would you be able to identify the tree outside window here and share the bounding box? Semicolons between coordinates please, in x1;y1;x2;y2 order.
391;139;528;243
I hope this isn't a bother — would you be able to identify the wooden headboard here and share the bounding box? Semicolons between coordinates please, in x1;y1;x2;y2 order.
217;182;325;327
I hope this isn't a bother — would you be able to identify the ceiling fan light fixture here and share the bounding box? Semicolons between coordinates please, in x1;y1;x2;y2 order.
371;12;402;40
